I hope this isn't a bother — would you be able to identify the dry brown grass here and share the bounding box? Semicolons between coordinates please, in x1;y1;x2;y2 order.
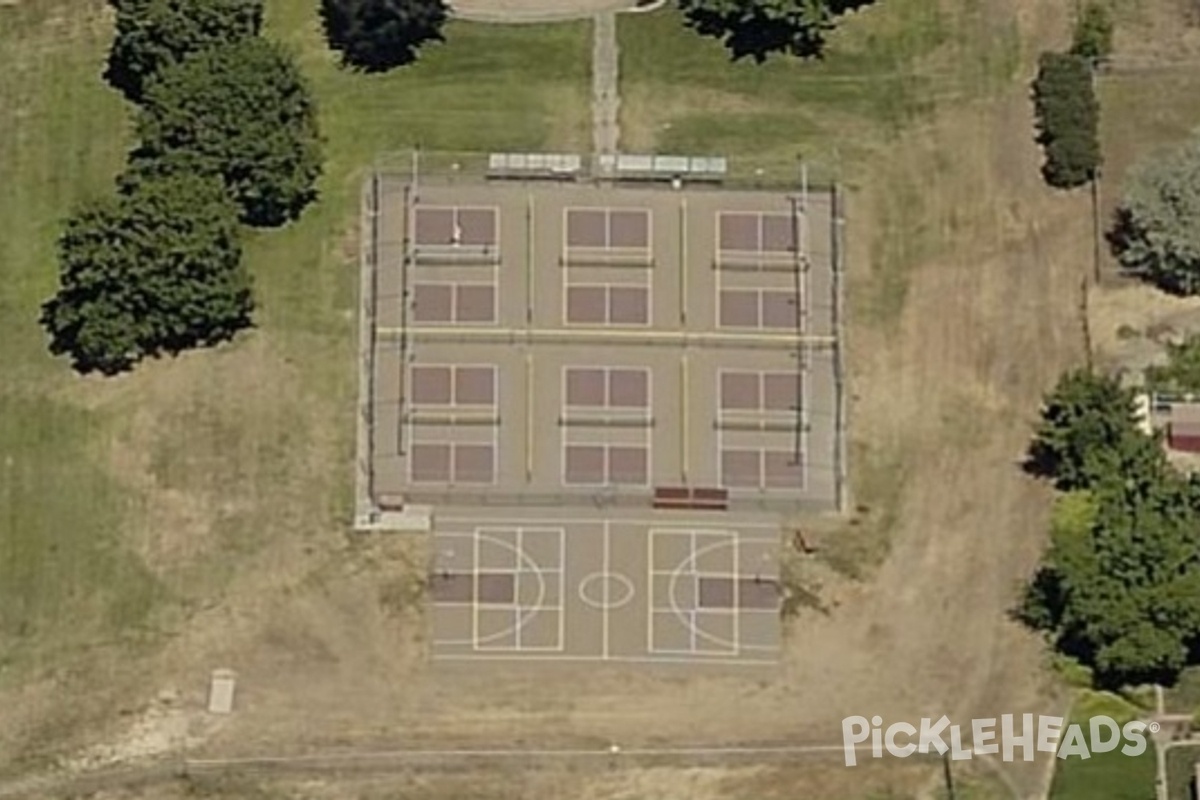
12;1;1200;799
39;758;1016;800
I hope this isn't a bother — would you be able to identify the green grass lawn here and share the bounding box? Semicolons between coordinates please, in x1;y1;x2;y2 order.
617;0;1019;182
1048;692;1157;800
0;4;149;679
0;0;588;758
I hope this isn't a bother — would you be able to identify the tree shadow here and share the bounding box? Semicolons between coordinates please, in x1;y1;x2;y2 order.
41;296;255;377
1105;205;1137;265
319;0;446;74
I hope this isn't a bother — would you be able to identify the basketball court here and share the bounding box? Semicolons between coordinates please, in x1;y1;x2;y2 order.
429;512;781;664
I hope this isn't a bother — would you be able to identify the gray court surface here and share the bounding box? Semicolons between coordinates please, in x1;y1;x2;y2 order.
428;507;781;665
366;180;843;513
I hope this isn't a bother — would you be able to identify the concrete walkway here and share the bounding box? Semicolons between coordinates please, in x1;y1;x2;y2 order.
447;0;632;158
450;0;637;23
592;11;620;156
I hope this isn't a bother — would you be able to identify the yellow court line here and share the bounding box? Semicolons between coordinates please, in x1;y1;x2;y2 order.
527;193;535;324
526;353;534;482
680;198;688;325
681;353;689;485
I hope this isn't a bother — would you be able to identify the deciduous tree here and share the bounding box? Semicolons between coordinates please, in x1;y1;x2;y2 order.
1024;478;1200;687
1027;369;1164;492
41;173;251;375
1111;133;1200;295
105;0;264;102
677;0;876;61
320;0;448;72
132;38;323;227
1071;1;1114;65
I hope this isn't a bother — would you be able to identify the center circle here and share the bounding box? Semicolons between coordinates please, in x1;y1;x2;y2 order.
578;572;635;610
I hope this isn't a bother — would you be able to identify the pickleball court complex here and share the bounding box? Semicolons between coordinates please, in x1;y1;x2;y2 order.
357;156;847;666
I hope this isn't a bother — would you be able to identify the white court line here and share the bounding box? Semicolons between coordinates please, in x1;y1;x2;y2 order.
559;365;653;488
713;216;721;329
489;256;499;325
407;363;498;409
406;280;462;326
642;366;653;487
646;207;654;264
645;526;655;655
558;366;568;488
652;528;741;656
560;205;569;326
448;282;500;328
470;527;559;652
438;526;776;661
557;526;566;651
431;652;779;666
651;534;754;665
451;204;503;253
471;532;481;650
714;209;723;258
801;205;810;336
526;192;534;324
560;205;569;273
716;404;725;489
689;530;698;655
644;213;655;327
515;527;524;649
733;532;741;656
602;520;610;660
440;518;778;533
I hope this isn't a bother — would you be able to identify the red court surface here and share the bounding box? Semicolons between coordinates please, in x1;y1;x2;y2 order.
368;181;838;513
